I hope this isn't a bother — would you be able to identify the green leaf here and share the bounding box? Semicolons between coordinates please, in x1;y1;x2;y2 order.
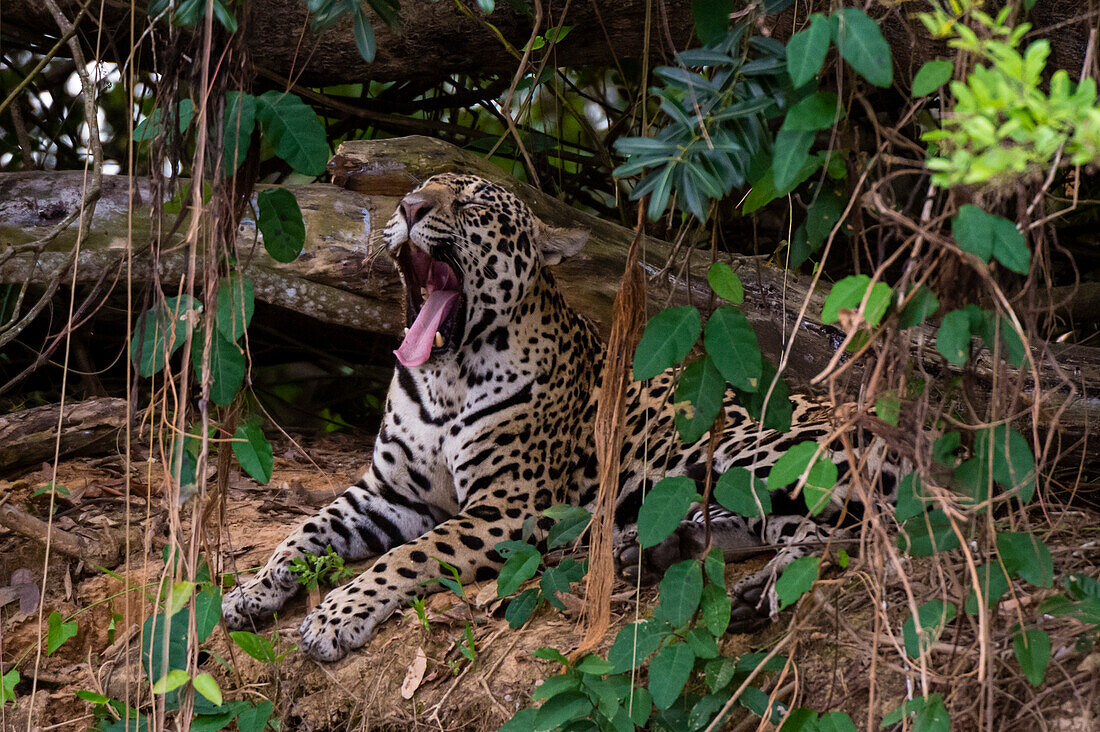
131;296;201;377
152;669;189;695
546;505;590;549
991;215;1030;274
781;92;840;131
692;0;732;45
965;561;1012;614
350;4;377;63
1013;628;1051;687
780;709;818;731
952;205;994;262
496;545;541;596
674;356;726;444
192;673;222;706
657;560;703;628
2;669;18;706
700;583;732;636
637;476;699;549
534;690;591;731
803;457;837;515
894;472;926;524
787;14;831;87
46;611;78;656
648;643;695;709
818;711;859;732
936;308;973;364
933;432;961;467
704;306;762;392
166;580;195;617
738;360;793;432
897;510;960;557
882;694;949;731
626;686;652;727
822;275;891;326
704;547;724;585
607;619;668;673
229;631;277;663
875;392;899;426
194;587;221;643
257;187;306;263
236;702;274;732
898;286;940;328
768;441;820;492
772;128;814;192
997;531;1053;588
902;599;957;658
232;422;273;484
633;306;702;381
834;8;893;87
775;556;820;610
804;188;844;250
912;60;954;96
222;92;256;174
531;673;579;700
501;709;538;732
977;425;1036;502
255;91;329;176
192;330;246;407
707;262;744;304
505;588;540;628
215;275;254;342
715;467;771;517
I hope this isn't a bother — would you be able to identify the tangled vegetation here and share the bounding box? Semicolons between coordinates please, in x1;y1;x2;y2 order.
1;1;1099;731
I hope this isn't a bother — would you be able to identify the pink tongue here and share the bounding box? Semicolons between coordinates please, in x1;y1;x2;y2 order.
395;289;459;367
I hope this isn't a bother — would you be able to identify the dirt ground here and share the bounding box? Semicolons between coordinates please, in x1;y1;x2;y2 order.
2;430;1099;731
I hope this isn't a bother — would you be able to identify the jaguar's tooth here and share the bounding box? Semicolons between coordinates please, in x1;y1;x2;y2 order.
403;327;410;335
421;287;428;298
434;332;444;347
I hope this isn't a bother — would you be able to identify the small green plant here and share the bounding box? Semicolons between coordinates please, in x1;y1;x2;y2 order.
1;669;18;707
919;1;1100;186
288;546;357;591
31;481;69;498
409;596;431;631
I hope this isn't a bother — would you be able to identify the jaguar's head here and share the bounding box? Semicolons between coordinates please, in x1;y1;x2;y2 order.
383;173;587;368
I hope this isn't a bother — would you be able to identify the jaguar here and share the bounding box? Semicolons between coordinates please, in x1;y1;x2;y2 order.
221;172;882;662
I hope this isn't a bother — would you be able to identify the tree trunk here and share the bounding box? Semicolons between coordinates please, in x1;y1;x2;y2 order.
1;1;1090;86
0;397;128;474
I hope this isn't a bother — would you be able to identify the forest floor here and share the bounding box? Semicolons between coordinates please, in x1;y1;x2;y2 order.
1;429;1098;731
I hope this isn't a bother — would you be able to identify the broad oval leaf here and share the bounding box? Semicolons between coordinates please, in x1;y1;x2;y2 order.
707;261;744;304
257;187;306;263
902;599;957;658
191;330;246;407
222;91;256;174
215;275;255;342
822;275;892;326
704;306;762;392
936;308;973;365
255;91;329;175
772;128;814;192
781;91;840;132
912;59;954;96
787;14;831;87
232;422;273;484
633;306;702;381
637;476;699;549
657;560;703;628
673;356;726;444
952;204;994;262
608;619;668;673
648;642;695;709
996;531;1052;588
775;556;820;610
1013;628;1051;687
715;467;771;517
834;8;893;88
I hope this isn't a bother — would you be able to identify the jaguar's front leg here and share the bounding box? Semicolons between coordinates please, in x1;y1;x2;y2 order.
297;497;529;661
221;471;436;629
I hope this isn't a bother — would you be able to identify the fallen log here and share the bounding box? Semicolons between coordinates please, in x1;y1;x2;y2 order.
0;397;129;474
0;135;1096;450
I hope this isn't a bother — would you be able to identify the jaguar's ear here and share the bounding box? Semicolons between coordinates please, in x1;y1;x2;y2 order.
537;224;588;266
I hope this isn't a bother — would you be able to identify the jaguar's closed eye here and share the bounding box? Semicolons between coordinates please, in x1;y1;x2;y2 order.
456;199;484;210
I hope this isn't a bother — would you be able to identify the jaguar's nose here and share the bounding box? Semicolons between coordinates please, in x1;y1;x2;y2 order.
400;194;434;226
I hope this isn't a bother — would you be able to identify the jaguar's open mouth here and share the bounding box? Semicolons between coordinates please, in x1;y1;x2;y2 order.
393;243;465;367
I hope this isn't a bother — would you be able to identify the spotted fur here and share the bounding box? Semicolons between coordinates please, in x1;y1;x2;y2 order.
222;174;891;661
